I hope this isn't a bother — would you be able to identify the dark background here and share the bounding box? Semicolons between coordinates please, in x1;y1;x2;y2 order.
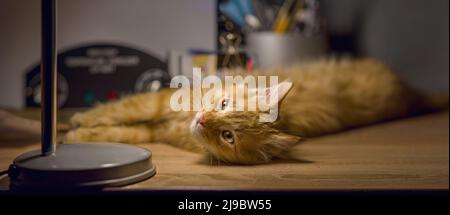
0;0;448;108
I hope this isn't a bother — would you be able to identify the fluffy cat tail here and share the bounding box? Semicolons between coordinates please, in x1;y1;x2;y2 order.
423;93;449;112
411;92;449;115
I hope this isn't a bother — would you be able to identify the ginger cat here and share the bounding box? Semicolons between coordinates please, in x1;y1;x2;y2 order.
66;58;447;164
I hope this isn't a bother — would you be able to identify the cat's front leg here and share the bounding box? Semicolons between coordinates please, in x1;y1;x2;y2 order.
70;90;174;128
66;125;153;144
65;118;203;153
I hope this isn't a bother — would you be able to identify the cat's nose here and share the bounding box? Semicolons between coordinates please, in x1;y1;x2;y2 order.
197;115;205;126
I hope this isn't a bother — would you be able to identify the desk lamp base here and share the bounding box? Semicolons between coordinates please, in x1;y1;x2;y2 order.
8;143;156;189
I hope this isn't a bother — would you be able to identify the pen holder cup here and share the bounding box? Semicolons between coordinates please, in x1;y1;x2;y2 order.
246;32;328;69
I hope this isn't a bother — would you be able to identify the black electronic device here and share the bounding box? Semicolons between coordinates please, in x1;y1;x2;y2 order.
25;43;171;108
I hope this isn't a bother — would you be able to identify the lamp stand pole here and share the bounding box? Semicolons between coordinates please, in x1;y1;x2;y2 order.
41;0;57;155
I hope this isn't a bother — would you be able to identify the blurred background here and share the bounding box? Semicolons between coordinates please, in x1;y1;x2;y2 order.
0;0;448;108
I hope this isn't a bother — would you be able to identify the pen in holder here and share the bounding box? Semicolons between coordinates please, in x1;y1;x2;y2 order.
219;32;244;68
246;31;328;69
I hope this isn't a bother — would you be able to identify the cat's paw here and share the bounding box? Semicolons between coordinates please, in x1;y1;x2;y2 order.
65;129;87;142
69;113;84;127
70;113;115;128
66;127;104;142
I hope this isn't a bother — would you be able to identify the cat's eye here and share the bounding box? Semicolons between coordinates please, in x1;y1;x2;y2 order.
221;98;229;110
221;130;234;144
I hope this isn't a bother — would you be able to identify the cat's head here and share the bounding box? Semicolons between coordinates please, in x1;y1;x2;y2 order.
190;80;301;164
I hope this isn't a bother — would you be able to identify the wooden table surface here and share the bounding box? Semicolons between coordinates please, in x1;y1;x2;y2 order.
0;110;448;191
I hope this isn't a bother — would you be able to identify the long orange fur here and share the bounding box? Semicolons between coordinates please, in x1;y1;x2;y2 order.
66;58;447;164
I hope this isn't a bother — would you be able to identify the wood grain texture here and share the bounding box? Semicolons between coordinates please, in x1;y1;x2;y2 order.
0;110;448;191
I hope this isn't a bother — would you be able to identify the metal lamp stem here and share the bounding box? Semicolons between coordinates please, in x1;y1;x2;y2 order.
41;0;57;155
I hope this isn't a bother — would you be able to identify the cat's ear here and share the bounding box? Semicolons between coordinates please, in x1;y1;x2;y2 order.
263;133;302;158
261;81;293;107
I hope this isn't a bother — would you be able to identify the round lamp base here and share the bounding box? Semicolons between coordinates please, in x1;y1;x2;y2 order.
8;143;156;189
